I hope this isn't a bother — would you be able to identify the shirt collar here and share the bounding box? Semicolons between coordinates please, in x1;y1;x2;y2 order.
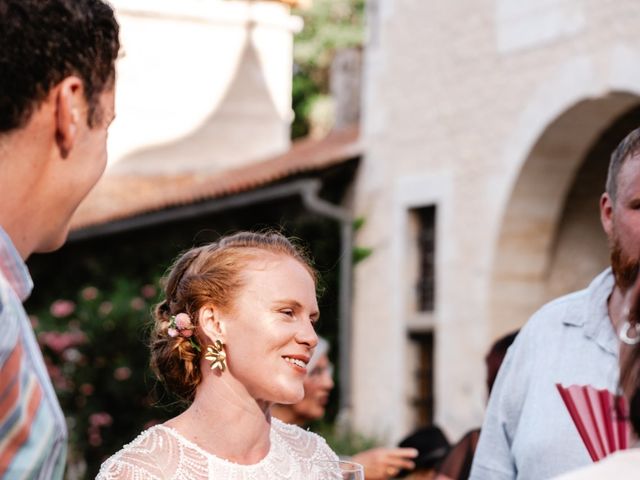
565;268;617;355
0;226;33;301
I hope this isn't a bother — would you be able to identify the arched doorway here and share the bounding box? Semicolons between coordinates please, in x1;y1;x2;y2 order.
489;92;640;338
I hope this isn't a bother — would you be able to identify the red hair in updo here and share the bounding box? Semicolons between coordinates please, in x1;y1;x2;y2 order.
150;231;316;403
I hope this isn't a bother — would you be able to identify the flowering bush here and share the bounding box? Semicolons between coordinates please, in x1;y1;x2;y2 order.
25;216;342;478
32;279;178;479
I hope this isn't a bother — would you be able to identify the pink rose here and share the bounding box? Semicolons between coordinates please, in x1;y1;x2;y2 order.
129;297;145;311
98;301;113;316
174;313;192;329
62;348;82;363
81;286;99;301
182;329;193;338
89;412;113;427
141;284;157;299
113;366;132;381
167;327;179;338
50;300;75;318
39;331;87;354
80;383;95;396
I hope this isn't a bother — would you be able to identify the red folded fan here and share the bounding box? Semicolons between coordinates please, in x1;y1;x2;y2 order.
556;383;629;462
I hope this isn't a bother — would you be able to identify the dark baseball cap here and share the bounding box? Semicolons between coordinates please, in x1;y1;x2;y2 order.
396;425;450;477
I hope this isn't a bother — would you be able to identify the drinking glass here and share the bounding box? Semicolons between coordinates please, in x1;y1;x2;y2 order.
310;460;365;480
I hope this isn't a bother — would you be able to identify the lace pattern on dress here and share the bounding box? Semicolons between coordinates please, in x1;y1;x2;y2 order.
96;418;338;479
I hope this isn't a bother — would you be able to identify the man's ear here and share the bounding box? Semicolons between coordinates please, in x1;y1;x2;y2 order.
55;76;84;158
600;192;614;238
198;306;226;343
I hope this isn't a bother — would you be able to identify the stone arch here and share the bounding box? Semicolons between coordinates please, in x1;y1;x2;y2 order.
489;92;640;338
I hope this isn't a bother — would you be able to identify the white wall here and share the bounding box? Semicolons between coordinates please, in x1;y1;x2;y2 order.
107;0;301;174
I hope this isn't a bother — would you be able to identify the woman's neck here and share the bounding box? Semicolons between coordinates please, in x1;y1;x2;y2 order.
166;374;273;465
271;404;305;427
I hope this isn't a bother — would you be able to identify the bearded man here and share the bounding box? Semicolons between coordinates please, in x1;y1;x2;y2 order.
469;127;640;480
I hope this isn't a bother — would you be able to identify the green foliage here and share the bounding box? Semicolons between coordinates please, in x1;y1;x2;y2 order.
352;245;372;264
33;278;177;478
291;0;365;138
352;216;366;231
293;0;365;72
352;216;373;264
291;72;321;139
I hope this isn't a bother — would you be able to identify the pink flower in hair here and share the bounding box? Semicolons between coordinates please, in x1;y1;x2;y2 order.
167;313;200;351
174;313;192;329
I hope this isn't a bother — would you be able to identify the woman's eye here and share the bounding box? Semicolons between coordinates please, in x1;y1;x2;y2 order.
281;309;294;317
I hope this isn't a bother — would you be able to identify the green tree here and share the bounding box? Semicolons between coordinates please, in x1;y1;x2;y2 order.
291;0;365;138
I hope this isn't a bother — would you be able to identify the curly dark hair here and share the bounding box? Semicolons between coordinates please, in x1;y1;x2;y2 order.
0;0;120;132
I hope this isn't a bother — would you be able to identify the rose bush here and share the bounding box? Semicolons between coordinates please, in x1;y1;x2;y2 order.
32;279;179;479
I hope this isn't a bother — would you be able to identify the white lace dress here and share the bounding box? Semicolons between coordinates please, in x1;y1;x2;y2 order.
96;418;338;479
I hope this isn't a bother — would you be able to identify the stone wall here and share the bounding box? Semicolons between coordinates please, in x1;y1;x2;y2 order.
353;0;640;442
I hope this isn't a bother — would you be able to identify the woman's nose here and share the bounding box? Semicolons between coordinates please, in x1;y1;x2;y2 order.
297;318;318;348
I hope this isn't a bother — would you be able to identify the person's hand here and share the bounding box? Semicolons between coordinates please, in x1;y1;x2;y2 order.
351;447;419;479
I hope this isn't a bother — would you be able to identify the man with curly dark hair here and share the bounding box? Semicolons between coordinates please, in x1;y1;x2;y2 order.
0;1;119;477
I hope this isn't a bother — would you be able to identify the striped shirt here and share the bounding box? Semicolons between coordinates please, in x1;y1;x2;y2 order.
0;227;67;479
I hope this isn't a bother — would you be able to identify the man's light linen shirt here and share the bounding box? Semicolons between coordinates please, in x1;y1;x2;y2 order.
470;269;619;480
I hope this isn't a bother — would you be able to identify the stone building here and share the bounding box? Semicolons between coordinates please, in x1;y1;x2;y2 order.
69;0;640;450
352;0;640;443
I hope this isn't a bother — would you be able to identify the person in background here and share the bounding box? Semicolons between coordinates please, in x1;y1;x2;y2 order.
272;337;420;479
435;330;519;480
395;425;450;480
470;127;640;479
98;232;339;478
0;1;119;477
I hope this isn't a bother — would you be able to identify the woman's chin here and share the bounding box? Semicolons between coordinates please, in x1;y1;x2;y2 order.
276;386;305;405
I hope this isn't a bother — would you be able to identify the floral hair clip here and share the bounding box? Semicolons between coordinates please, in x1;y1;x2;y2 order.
168;313;201;352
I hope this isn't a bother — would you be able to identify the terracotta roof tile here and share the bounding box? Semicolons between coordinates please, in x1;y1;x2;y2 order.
71;125;361;231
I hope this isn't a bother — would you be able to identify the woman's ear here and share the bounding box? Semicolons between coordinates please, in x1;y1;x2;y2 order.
198;306;226;342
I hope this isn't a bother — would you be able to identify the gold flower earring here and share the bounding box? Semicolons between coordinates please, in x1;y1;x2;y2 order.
205;339;227;372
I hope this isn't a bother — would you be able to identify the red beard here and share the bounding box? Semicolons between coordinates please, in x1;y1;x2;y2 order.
610;234;639;292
